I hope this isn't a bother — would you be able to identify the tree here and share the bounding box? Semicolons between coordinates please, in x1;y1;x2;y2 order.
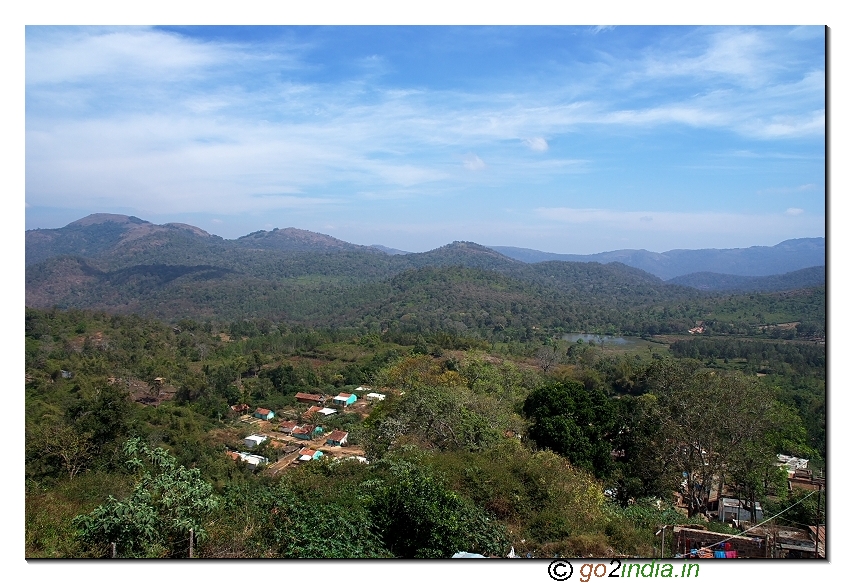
609;393;672;504
67;381;131;451
523;380;616;477
535;345;558;373
362;456;508;558
73;438;219;558
364;383;502;456
29;421;95;480
649;360;795;518
213;481;388;558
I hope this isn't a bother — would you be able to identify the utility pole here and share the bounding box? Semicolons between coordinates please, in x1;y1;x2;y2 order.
815;490;820;558
189;528;194;558
112;542;117;558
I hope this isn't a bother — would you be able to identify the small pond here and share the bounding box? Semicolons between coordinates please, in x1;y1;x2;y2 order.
561;333;635;345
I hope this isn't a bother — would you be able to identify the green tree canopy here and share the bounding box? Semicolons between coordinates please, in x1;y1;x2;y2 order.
73;438;219;558
362;455;509;558
523;380;616;477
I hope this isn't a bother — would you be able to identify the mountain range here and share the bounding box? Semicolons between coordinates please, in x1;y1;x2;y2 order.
25;214;825;333
488;238;825;280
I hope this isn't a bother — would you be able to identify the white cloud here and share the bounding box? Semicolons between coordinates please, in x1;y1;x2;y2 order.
757;184;817;195
522;137;548;151
785;208;804;216
463;154;486;171
25;26;824;235
535;206;823;237
642;28;780;87
26;27;229;85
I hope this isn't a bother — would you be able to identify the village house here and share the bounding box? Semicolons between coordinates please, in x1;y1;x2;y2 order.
788;469;825;492
292;424;323;440
325;430;349;447
278;420;298;434
333;392;357;407
254;407;275;420
230;403;249;415
294;392;325;404
717;497;764;524
365;392;386;403
673;526;768;558
227;450;269;470
749;525;824;559
777;454;809;474
244;434;268;449
298;448;323;461
305;405;338;419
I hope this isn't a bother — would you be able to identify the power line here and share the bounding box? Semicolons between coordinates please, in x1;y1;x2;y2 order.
700;489;818;550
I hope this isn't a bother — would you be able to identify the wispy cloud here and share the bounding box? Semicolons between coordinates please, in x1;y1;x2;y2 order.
522;137;549;151
757;184;817;195
463;154;486;171
535;206;823;236
25;26;824;250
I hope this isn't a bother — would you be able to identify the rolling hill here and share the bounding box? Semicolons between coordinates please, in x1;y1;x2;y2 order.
489;237;825;280
25;214;826;336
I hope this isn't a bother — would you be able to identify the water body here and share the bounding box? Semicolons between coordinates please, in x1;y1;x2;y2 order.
561;333;634;345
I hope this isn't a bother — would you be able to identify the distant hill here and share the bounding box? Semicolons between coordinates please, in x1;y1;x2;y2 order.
236;227;378;254
370;244;410;255
488;238;825;280
667;266;825;292
25;214;826;335
25;213;221;267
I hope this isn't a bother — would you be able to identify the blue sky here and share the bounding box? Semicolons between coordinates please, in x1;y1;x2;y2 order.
25;25;825;253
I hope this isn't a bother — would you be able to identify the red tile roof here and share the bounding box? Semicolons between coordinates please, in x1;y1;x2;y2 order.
326;430;349;442
279;420;298;431
299;448;318;457
295;392;323;402
295;424;316;434
336;393;353;399
255;407;272;415
306;406;322;414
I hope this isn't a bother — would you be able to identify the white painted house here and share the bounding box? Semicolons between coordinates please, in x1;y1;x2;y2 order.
244;434;268;449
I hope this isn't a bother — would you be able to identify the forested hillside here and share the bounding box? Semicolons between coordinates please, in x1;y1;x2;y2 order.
26;216;825;338
25;215;827;559
25;305;824;558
